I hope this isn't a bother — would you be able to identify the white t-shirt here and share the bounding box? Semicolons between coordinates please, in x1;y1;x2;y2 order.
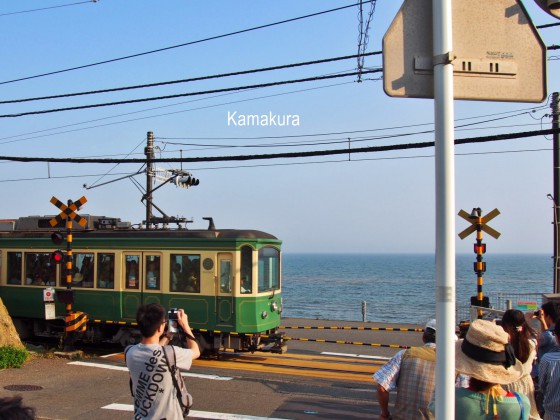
125;344;193;420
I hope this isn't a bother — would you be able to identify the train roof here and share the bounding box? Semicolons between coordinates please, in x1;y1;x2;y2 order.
0;215;278;240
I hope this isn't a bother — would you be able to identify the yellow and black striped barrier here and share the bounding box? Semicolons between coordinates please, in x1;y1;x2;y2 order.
65;311;88;333
279;325;424;332
263;334;412;349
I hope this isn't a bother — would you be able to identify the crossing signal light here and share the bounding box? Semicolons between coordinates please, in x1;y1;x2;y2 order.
52;250;64;264
474;243;486;254
51;232;64;245
175;175;200;188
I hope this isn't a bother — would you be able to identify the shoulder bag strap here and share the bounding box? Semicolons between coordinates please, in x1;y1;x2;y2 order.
163;345;188;413
513;392;525;420
124;345;134;397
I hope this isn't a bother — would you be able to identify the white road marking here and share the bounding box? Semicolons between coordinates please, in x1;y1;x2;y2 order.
102;403;292;419
68;361;233;380
321;351;390;360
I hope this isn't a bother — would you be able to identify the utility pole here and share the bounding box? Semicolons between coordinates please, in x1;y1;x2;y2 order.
553;92;560;293
145;131;154;229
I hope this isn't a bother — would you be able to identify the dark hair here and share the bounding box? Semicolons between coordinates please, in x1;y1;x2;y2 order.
423;328;436;344
0;395;35;420
136;303;165;337
542;302;559;323
555;320;560;337
501;309;536;364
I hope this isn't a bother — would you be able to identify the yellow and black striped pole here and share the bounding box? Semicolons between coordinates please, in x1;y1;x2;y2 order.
473;210;487;319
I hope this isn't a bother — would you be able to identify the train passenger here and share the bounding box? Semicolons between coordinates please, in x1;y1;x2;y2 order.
171;263;183;292
501;309;541;420
373;319;437;420
146;260;159;289
125;304;200;420
538;321;560;420
451;319;529;420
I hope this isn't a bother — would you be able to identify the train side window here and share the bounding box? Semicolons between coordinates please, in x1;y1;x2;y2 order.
170;254;200;293
7;252;22;285
97;253;115;289
258;247;280;292
25;252;56;286
240;246;253;294
125;255;140;289
71;253;94;288
145;255;161;290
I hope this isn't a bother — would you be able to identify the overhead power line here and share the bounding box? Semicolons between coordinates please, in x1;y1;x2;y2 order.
0;128;557;164
0;69;381;118
0;1;371;86
0;52;381;104
0;0;96;17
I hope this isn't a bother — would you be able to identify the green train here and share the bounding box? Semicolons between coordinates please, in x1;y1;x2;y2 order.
0;215;284;353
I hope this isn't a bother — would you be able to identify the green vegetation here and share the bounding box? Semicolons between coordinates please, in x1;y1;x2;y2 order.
0;346;29;369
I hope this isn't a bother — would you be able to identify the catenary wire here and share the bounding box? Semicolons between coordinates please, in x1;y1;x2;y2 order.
0;1;371;86
0;0;96;17
0;128;557;164
0;52;381;104
0;70;380;118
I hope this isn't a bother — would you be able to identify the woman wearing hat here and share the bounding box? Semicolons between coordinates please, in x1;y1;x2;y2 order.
454;319;531;419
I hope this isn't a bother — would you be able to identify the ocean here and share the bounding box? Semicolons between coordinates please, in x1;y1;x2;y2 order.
281;253;554;325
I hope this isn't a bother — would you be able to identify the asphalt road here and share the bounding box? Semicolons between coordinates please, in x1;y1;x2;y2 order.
0;318;424;420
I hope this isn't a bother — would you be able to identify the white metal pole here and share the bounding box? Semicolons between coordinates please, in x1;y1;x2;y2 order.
433;0;455;419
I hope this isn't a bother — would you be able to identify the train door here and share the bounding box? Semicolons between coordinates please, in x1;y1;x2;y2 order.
122;252;164;319
217;253;234;326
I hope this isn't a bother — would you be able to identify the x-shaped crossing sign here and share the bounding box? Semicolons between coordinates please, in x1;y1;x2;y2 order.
458;208;501;240
49;196;88;228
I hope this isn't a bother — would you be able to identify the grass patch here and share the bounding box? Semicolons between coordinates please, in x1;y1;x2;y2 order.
0;346;29;369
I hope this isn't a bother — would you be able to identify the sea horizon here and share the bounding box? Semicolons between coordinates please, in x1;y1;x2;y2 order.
281;253;554;324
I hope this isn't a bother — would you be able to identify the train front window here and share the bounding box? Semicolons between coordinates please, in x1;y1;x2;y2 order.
25;252;56;286
97;253;115;289
170;254;200;293
258;247;280;292
7;252;22;285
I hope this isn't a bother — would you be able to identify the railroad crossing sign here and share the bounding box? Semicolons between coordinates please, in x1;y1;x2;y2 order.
49;196;88;228
458;208;501;240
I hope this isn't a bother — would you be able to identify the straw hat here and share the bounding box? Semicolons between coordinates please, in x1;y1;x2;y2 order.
455;319;523;384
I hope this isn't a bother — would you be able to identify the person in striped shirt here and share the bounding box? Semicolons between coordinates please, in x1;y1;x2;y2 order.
538;320;560;420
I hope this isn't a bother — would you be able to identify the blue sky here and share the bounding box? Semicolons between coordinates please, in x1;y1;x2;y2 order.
0;1;559;255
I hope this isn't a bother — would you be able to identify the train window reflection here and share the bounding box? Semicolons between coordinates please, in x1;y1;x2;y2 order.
7;252;22;285
97;253;115;289
258;247;280;292
170;254;200;293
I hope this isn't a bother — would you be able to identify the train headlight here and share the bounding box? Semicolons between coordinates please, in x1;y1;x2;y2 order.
261;311;268;319
271;302;278;312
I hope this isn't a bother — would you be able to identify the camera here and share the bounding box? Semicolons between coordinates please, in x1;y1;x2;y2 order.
534;310;540;316
168;308;179;333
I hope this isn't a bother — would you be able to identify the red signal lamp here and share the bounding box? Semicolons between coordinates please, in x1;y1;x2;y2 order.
52;250;64;264
474;243;486;254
